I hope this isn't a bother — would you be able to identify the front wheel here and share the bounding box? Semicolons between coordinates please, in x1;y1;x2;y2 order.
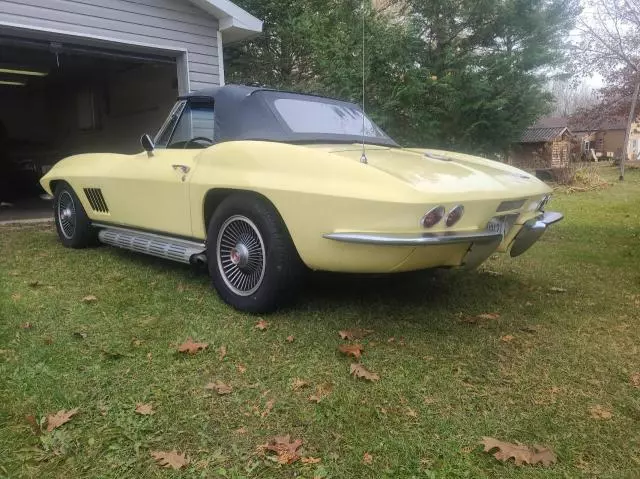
53;182;97;248
207;194;305;313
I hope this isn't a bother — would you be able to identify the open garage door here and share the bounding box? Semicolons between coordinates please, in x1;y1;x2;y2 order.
0;35;179;221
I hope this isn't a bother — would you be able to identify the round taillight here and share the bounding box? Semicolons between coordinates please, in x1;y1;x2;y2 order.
421;206;445;228
446;205;464;227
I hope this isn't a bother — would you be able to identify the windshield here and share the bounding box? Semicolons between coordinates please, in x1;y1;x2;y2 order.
271;97;389;139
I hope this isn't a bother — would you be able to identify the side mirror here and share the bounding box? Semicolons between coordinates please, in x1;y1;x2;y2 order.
140;134;155;157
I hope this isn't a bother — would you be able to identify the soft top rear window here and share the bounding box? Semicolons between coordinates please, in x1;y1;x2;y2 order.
270;96;390;139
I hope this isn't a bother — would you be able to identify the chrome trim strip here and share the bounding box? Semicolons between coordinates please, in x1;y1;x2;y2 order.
323;230;503;246
92;223;205;249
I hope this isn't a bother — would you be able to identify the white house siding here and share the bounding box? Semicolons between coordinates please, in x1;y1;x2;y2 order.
0;0;221;90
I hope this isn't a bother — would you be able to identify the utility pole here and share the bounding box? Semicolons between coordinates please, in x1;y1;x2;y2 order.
620;81;640;181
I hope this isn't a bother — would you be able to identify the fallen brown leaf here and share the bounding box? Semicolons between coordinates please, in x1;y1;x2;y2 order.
11;293;21;302
500;334;515;342
255;319;269;330
101;348;125;359
135;403;154;415
20;322;33;329
286;335;295;343
464;312;500;323
292;378;310;391
82;295;98;303
25;414;41;435
301;456;321;464
589;405;612;420
363;452;373;465
235;426;248;434
339;344;364;359
521;325;541;333
205;380;233;395
263;435;303;464
218;345;227;361
350;363;380;381
405;407;418;418
237;364;247;374
177;338;208;355
308;383;333;403
46;408;79;432
150;450;190;470
630;372;640;388
339;328;373;340
261;399;275;417
481;437;557;466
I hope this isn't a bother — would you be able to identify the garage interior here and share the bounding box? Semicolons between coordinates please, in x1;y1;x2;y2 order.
0;36;179;221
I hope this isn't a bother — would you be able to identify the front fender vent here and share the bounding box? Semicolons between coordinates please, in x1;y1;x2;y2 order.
84;188;109;213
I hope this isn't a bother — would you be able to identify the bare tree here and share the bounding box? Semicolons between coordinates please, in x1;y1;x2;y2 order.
574;0;640;179
548;79;595;116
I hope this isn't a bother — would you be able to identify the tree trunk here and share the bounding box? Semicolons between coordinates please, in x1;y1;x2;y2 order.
620;81;640;181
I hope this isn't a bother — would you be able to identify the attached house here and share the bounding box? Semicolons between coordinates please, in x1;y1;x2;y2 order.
0;0;262;204
569;117;628;160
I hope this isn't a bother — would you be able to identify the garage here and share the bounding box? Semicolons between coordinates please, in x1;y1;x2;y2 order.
0;0;261;222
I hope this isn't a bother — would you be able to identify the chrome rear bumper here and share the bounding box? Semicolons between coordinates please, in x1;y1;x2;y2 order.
323;230;503;246
322;210;563;267
509;211;563;257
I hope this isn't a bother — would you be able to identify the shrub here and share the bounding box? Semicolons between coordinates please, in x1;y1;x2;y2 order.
552;164;609;192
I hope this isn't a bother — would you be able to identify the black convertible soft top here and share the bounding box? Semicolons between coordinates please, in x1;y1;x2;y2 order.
179;84;398;147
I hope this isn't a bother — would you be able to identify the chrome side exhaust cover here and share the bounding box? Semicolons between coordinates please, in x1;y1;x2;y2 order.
95;224;206;264
509;211;563;257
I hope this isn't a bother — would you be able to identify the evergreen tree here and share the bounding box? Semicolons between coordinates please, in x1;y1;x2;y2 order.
226;0;578;157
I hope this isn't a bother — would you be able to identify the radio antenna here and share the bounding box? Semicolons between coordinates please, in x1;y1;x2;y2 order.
360;0;368;164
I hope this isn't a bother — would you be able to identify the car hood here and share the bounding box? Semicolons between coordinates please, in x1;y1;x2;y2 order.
304;144;550;197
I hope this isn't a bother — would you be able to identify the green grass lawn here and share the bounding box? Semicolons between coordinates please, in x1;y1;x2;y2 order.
2;167;640;478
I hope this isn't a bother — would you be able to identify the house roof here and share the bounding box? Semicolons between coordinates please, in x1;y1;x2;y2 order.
519;114;629;143
520;126;569;143
531;116;568;129
188;0;262;43
569;116;627;132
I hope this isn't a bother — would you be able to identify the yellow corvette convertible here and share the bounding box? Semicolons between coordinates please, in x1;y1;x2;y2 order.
40;85;562;312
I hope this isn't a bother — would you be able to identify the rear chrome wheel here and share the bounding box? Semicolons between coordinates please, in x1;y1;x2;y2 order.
57;190;77;239
207;194;306;313
216;215;266;296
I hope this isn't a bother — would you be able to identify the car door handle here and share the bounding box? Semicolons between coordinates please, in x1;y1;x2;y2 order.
172;164;190;174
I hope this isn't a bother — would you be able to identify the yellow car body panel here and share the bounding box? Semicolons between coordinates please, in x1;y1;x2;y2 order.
41;141;552;273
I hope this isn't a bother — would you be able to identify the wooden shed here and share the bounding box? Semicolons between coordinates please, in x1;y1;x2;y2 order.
510;117;572;170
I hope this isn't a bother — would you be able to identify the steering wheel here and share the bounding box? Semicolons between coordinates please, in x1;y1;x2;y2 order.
183;136;213;149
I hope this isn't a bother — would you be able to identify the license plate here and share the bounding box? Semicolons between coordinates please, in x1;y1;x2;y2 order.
487;214;519;237
487;217;507;235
